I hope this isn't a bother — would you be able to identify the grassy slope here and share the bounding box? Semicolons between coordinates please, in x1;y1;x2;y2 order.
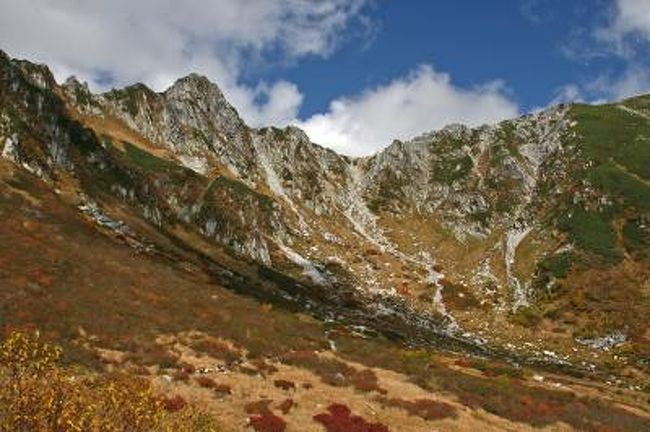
1;160;649;431
568;103;650;258
0;161;328;365
514;104;650;350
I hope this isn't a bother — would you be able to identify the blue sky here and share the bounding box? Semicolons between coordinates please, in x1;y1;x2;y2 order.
259;0;600;116
257;0;645;116
1;0;649;155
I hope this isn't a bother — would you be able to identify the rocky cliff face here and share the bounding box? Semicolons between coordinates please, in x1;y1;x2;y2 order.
1;50;649;372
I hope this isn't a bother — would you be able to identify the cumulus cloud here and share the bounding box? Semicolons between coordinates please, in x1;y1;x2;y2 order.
298;65;519;156
0;0;520;155
597;0;650;55
553;0;650;106
596;1;650;99
0;0;372;126
610;0;650;36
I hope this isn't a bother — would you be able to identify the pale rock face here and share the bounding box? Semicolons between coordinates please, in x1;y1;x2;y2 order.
63;71;575;312
62;77;104;116
1;134;18;160
96;74;259;184
506;226;533;310
1;134;45;179
14;60;56;91
279;244;330;286
4;52;580;316
576;331;627;351
62;69;575;267
178;155;209;175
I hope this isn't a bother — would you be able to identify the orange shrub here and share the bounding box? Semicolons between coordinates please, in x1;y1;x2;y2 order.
0;330;221;431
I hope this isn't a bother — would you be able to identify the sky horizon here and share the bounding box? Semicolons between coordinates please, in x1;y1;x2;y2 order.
1;0;649;156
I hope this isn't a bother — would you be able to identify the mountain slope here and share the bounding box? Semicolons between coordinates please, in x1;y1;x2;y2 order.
0;50;649;429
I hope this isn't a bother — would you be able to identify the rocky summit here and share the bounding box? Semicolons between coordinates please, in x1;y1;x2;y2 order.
1;50;649;431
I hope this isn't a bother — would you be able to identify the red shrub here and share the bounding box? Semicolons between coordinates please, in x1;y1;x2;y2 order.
351;369;385;394
313;403;389;432
160;395;187;412
246;400;285;432
195;376;216;388
397;282;411;297
249;412;287;432
274;379;296;391
191;339;240;364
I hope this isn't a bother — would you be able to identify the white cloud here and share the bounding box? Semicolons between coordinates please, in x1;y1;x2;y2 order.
237;81;305;127
545;66;650;110
297;65;519;156
555;0;650;106
550;84;585;105
584;0;650;62
0;0;520;155
0;0;372;127
587;66;650;100
599;0;650;50
600;0;650;99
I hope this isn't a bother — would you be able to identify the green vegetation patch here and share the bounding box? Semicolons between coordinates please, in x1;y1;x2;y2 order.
368;167;408;212
589;164;650;210
538;252;574;279
123;141;176;172
427;130;477;183
622;94;650;115
208;175;274;210
560;208;621;263
430;154;473;183
555;104;650;261
571;103;650;180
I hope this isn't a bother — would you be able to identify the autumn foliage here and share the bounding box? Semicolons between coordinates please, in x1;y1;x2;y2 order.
0;330;220;431
245;398;287;432
314;403;389;432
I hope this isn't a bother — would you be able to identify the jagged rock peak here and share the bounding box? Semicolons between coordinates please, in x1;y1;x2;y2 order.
171;72;216;88
10;57;57;91
165;72;227;101
62;75;91;94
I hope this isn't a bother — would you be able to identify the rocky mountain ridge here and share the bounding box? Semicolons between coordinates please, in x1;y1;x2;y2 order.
1;50;649;379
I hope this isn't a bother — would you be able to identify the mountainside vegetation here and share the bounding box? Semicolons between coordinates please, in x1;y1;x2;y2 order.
0;50;648;430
